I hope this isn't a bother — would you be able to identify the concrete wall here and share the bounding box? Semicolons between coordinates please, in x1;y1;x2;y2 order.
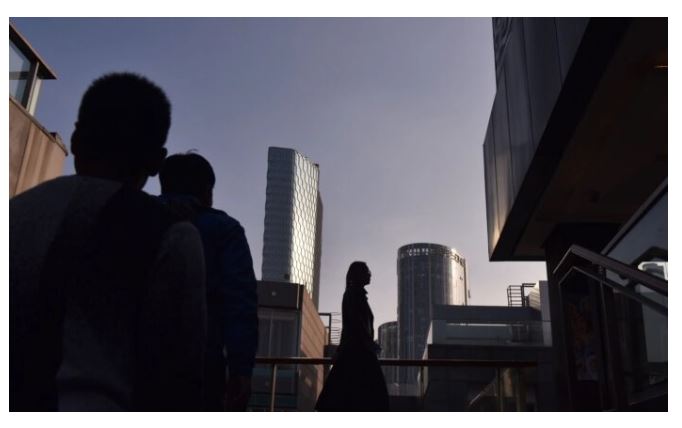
9;98;66;197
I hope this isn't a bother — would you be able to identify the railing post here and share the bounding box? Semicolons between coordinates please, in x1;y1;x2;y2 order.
420;365;426;406
269;363;278;412
496;368;504;412
598;267;628;410
514;368;526;411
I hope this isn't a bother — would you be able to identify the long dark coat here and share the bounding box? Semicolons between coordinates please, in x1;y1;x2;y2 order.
315;286;389;411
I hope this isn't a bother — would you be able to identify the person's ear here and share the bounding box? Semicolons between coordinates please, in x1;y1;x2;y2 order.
145;147;167;177
70;123;82;156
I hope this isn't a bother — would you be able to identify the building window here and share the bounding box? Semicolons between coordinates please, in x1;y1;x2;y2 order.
9;39;32;106
9;24;56;116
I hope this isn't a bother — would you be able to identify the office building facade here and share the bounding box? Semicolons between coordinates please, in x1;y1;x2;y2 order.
483;18;667;410
262;147;322;307
250;281;326;411
397;243;468;387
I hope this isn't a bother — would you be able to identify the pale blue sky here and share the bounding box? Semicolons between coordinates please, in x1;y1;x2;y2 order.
13;18;547;330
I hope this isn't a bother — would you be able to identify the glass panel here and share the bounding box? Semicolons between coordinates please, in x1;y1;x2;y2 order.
429;319;549;347
257;308;298;357
492;70;513;231
555;18;589;81
466;367;537;411
606;191;667;266
613;285;667;399
522;18;563;144
251;308;300;410
10;40;32;106
505;18;536;196
602;189;667;402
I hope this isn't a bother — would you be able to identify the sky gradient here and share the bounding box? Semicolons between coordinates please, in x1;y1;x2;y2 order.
12;18;547;331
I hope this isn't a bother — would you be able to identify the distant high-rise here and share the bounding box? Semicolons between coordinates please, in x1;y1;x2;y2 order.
397;243;468;386
378;321;399;391
262;147;322;306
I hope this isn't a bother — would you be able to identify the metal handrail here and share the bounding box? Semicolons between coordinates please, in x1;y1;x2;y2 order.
558;265;668;316
254;357;537;411
553;244;667;411
255;356;537;367
553;245;668;296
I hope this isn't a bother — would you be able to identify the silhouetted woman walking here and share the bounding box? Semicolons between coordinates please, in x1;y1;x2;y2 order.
315;261;389;411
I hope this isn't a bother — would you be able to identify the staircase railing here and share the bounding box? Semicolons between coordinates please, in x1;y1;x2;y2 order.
552;244;667;410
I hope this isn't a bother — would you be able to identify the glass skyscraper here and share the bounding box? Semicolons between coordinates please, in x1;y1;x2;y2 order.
397;243;468;387
262;147;322;307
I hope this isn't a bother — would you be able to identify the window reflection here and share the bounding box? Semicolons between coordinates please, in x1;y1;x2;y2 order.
9;39;31;105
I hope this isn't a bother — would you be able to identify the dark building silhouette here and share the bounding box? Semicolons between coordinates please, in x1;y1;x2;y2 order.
483;18;667;411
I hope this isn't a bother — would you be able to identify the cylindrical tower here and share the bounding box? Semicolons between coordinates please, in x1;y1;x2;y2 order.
397;243;467;388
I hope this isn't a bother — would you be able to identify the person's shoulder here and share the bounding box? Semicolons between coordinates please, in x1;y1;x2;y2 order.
201;207;237;222
11;175;80;205
10;175;121;221
197;207;243;232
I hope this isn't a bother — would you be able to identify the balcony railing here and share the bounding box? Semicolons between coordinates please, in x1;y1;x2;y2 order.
254;356;537;411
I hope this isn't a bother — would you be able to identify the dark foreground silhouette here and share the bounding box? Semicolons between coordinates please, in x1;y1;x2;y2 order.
10;73;206;411
159;153;258;411
315;262;390;411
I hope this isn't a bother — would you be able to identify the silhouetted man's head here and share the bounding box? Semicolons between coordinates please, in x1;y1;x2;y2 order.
71;72;171;189
346;261;371;288
159;153;216;207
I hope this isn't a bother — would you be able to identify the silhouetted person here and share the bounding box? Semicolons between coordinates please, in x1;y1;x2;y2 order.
315;262;390;411
159;153;258;411
10;73;207;411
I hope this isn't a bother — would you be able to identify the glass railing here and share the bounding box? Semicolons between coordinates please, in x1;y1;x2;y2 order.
249;357;537;411
467;367;535;411
553;244;668;410
612;282;667;403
